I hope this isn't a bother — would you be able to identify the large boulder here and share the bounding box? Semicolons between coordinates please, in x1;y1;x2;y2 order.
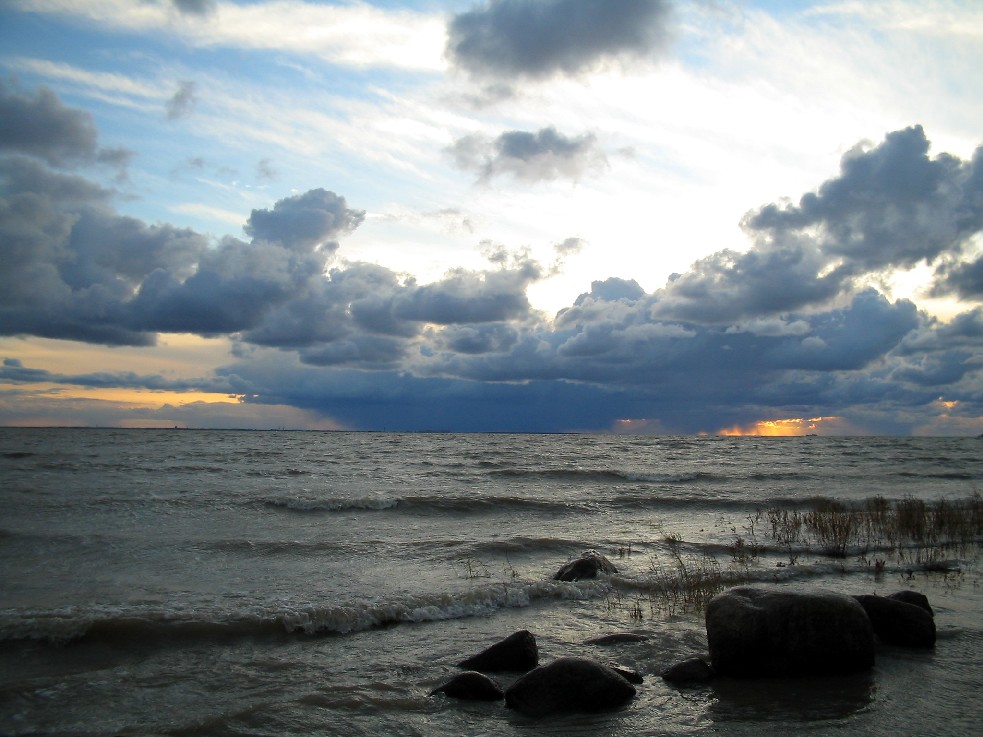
458;629;538;672
553;550;618;581
705;587;875;677
853;594;936;648
504;657;637;717
429;671;503;701
887;590;933;616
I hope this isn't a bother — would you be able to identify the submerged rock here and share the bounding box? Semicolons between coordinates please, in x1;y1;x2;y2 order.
429;671;504;701
854;594;936;648
661;656;715;685
458;629;538;672
504;656;637;717
705;587;875;677
553;550;618;581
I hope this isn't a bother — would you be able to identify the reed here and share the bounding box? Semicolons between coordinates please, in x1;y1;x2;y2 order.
803;499;860;557
772;492;983;560
646;536;725;617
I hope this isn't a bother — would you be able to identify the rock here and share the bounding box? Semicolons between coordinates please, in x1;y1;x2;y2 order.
553;550;618;581
429;671;504;701
504;657;637;717
458;629;538;672
887;590;934;617
584;632;649;645
608;664;644;684
661;656;715;684
854;594;936;648
705;587;875;677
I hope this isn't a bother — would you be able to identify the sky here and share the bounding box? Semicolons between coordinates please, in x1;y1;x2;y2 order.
1;0;982;435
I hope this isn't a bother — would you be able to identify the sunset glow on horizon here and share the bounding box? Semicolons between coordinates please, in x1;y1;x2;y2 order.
715;417;843;437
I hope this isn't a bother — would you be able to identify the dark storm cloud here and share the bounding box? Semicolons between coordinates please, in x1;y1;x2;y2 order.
0;158;200;346
450;127;606;182
4;88;983;434
745;126;983;276
244;188;365;252
394;262;540;324
932;255;983;299
0;83;544;356
653;127;983;325
574;277;646;304
0;359;231;394
242;256;543;364
446;0;673;80
437;323;519;355
650;240;841;323
165;81;197;120
0;89;368;345
125;187;366;337
0;82;131;171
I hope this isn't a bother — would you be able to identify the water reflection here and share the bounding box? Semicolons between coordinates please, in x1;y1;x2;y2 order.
709;671;875;723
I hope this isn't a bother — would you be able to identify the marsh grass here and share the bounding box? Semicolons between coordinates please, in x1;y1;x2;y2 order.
650;540;726;617
763;493;983;561
601;493;982;622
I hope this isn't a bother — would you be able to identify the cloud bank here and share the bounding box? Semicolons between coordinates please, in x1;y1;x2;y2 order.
2;84;983;433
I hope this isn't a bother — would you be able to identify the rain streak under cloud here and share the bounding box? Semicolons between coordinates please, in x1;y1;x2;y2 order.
1;0;982;435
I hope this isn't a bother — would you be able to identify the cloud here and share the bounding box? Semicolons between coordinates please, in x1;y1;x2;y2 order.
652;126;983;324
0;82;110;168
744;126;983;277
255;158;277;182
165;80;197;119
933;255;983;299
3;84;982;433
449;126;606;182
243;188;364;252
446;0;674;80
170;0;215;15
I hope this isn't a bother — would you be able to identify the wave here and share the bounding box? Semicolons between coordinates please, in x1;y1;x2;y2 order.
261;495;399;512
256;489;854;518
486;468;723;485
896;470;978;480
0;579;613;646
204;539;350;556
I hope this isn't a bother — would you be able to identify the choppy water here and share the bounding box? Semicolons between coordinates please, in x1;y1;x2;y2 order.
1;429;981;736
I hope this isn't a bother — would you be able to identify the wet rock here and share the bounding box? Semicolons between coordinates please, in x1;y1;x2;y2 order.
429;671;504;701
584;632;649;645
705;587;875;677
887;590;933;617
608;664;644;684
504;656;637;717
854;594;936;648
458;629;538;672
553;550;618;582
661;656;715;684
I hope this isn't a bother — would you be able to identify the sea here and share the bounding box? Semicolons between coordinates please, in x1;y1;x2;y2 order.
1;428;981;737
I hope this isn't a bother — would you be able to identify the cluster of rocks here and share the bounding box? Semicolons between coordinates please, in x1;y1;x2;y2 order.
429;550;938;718
683;586;936;683
429;629;641;717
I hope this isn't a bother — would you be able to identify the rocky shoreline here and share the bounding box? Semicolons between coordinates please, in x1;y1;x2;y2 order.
429;550;939;718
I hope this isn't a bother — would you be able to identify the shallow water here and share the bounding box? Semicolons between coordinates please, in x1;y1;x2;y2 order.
1;429;981;736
